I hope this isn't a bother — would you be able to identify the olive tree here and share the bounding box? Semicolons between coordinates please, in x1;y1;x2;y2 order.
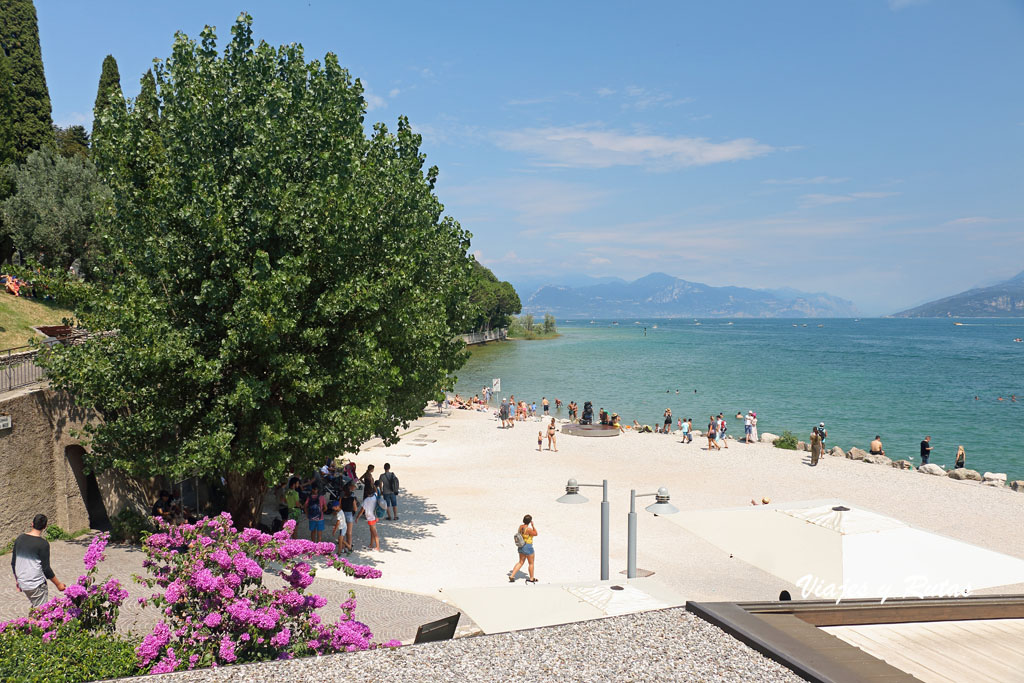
39;15;473;526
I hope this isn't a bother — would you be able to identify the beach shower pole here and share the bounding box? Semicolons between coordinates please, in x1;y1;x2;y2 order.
627;489;638;579
600;480;609;581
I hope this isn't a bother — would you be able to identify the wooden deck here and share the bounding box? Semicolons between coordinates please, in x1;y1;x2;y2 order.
825;618;1024;682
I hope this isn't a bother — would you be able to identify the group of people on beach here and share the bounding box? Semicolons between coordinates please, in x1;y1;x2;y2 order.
276;460;400;553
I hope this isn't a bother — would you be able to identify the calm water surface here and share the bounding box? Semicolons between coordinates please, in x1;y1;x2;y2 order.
455;319;1024;479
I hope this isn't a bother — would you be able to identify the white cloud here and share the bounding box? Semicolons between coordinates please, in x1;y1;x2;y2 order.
943;216;1002;226
364;92;386;111
589;256;611;265
622;85;693;110
494;125;774;170
763;176;849;185
506;96;556;106
799;191;899;208
388;88;401;98
443;177;606;225
596;87;615;97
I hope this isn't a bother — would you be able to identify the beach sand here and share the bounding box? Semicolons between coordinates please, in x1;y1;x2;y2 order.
319;408;1024;603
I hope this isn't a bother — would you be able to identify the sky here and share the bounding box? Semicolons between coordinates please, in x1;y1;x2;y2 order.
35;1;1024;315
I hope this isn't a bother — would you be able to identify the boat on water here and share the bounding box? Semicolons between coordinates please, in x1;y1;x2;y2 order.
590;320;596;324
792;324;798;327
954;322;965;326
1014;338;1023;343
612;321;619;326
694;322;702;326
817;324;824;328
726;322;734;325
652;325;658;329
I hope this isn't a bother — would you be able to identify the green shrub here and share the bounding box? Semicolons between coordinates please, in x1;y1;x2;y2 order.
44;526;90;542
774;430;799;450
110;507;155;544
0;627;139;682
0;537;14;556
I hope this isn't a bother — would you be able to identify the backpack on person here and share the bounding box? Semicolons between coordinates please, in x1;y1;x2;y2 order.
514;527;526;549
307;495;322;520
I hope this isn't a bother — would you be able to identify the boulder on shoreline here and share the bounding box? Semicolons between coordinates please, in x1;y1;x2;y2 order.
797;441;809;451
948;468;982;481
829;446;845;457
919;463;946;476
1010;480;1024;492
759;432;778;444
863;452;892;466
846;447;868;461
892;459;915;470
981;472;1007;487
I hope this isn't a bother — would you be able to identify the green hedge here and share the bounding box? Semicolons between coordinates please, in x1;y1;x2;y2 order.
0;627;139;682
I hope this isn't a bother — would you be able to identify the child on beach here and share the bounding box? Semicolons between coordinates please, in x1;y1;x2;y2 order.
537;431;543;451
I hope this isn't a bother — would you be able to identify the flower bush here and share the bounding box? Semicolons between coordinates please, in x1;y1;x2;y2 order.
0;533;128;641
135;513;398;673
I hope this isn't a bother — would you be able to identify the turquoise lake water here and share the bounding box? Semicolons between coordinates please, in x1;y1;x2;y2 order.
455;319;1024;480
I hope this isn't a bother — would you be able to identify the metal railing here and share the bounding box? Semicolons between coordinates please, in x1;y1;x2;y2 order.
462;328;508;345
1;345;46;393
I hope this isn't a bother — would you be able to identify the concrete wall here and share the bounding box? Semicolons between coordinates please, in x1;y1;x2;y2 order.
0;386;154;542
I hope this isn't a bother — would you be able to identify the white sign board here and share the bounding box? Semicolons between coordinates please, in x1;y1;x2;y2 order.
0;415;11;430
492;378;501;393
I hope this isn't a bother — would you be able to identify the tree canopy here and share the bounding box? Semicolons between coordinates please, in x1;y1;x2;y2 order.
53;124;90;159
1;145;107;270
92;55;122;133
0;0;53;161
38;14;474;525
467;258;521;330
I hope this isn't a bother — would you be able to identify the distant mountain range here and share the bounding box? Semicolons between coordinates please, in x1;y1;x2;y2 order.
893;270;1024;317
520;272;859;318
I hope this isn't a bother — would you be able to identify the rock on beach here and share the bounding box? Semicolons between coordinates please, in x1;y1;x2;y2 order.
759;432;778;444
862;452;892;466
981;472;1007;487
797;441;809;452
947;468;982;481
918;463;946;476
829;446;845;457
892;459;915;470
846;447;868;461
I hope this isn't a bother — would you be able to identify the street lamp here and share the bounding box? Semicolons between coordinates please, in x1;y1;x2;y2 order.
556;479;610;580
628;487;679;579
557;479;678;580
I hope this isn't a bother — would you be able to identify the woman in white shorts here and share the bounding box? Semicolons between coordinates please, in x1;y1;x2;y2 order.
356;466;381;551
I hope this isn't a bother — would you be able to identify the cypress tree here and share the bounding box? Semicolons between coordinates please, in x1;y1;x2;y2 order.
92;54;123;137
136;69;159;129
0;52;16;166
0;0;54;161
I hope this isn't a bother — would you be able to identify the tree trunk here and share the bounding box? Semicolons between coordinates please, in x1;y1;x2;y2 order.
225;470;268;529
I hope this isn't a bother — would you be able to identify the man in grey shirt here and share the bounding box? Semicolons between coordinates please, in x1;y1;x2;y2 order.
378;463;400;521
11;514;66;609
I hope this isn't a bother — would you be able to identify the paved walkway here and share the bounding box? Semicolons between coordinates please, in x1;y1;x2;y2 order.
0;534;476;644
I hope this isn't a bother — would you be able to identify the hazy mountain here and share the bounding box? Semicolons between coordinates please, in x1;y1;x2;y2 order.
892;271;1024;317
522;272;859;318
512;274;627;300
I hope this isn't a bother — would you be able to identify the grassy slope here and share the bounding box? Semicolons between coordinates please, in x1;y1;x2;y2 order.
0;294;74;349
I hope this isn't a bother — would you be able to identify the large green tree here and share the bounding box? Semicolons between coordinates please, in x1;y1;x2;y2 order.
53;124;90;159
39;15;473;526
91;54;123;144
0;52;16;263
467;258;521;330
0;0;53;161
1;145;107;270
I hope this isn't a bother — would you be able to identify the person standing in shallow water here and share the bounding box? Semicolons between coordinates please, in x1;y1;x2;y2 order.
508;515;538;583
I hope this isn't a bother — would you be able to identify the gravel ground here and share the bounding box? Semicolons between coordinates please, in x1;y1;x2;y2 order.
134;607;801;683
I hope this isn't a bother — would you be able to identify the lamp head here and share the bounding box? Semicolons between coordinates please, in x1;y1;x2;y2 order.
556;478;588;504
644;486;679;515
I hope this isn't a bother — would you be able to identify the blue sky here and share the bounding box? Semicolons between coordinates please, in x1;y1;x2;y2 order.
36;1;1024;315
